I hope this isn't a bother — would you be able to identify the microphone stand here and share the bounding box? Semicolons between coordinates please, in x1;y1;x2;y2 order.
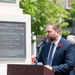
34;38;47;65
31;56;38;65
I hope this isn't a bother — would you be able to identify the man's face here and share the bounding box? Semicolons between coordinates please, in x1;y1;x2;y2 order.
45;25;58;42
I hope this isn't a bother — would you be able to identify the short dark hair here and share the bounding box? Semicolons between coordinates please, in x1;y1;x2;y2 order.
46;24;61;31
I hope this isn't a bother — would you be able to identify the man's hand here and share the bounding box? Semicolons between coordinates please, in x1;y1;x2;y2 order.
44;65;54;75
44;65;52;70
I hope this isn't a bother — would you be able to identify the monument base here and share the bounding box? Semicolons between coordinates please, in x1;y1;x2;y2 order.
0;1;31;75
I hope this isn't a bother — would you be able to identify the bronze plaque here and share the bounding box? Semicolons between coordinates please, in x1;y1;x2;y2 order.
0;0;16;3
0;22;26;60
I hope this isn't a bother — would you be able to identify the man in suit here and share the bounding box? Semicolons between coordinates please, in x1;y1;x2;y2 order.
37;24;75;75
67;35;75;75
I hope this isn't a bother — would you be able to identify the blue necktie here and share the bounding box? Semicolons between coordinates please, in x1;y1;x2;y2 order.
47;43;55;65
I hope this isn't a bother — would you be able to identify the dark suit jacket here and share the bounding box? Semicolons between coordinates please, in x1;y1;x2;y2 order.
38;37;75;75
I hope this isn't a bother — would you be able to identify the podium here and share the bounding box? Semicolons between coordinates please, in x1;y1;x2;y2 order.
7;64;54;75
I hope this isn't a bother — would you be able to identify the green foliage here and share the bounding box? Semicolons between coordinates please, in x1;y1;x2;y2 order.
69;0;75;20
20;0;70;36
62;30;70;35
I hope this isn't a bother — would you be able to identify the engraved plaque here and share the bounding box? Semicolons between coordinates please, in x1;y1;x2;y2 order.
0;22;26;60
0;0;16;3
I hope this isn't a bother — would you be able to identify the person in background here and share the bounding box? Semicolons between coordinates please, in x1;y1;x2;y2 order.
67;35;75;75
37;24;75;75
67;35;75;44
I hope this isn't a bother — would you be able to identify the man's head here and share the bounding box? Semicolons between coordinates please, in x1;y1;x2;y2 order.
45;24;61;42
67;35;75;44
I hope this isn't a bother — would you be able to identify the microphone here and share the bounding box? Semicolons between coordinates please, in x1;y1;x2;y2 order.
34;56;38;65
36;38;46;49
35;38;47;65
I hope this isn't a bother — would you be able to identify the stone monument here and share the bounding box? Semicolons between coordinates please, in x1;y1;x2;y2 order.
0;0;31;75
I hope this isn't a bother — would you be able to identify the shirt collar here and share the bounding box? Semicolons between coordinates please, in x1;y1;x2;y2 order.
54;36;61;46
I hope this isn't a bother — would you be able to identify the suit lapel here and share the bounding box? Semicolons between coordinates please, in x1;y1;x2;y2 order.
52;38;63;62
53;46;61;58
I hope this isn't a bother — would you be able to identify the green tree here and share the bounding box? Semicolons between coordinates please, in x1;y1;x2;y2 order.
20;0;70;37
68;0;75;34
69;0;75;20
